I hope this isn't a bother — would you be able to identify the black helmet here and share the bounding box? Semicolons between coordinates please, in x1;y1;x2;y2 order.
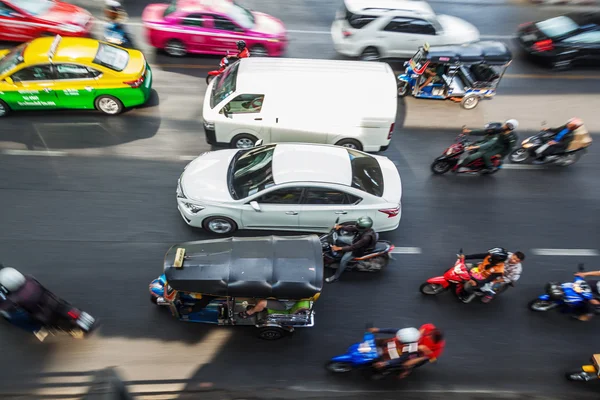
236;40;246;51
488;247;508;263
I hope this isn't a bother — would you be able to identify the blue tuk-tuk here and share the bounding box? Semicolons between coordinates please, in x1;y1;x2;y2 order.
397;41;512;110
149;235;323;340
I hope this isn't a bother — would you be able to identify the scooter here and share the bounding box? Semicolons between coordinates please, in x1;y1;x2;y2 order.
206;52;231;85
419;249;494;304
509;127;590;167
566;354;600;382
103;21;135;49
528;264;597;316
0;290;97;342
430;133;502;175
320;219;394;273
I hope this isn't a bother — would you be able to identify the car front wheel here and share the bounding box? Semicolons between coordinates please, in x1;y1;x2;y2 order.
202;216;238;235
0;100;10;117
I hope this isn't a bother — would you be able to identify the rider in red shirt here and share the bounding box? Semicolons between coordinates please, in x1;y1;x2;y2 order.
227;40;250;61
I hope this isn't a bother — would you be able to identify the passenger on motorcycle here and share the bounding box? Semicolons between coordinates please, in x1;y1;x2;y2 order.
228;41;250;61
460;248;509;302
538;118;583;161
458;119;519;173
325;216;377;283
0;266;52;339
488;251;525;301
368;327;423;379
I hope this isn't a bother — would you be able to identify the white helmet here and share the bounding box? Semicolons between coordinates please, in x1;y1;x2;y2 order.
504;119;519;131
0;267;26;292
396;327;421;343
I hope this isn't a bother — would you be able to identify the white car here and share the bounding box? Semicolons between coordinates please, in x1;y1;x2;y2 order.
177;143;402;235
331;0;480;60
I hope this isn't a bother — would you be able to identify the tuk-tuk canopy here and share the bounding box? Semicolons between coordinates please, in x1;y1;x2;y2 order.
420;41;512;65
163;235;324;299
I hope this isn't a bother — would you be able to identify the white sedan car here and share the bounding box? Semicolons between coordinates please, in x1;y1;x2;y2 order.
331;0;480;60
177;143;402;235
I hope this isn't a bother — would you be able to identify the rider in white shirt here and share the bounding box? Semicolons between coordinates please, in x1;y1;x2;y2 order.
485;251;525;301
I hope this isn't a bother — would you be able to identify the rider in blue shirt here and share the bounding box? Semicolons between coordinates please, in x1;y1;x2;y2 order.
539;118;583;160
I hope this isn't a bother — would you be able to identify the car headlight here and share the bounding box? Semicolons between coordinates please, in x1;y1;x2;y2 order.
204;121;215;130
182;202;204;214
176;179;186;199
58;24;83;33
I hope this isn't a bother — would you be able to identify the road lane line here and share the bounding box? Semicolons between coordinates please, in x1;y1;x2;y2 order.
391;247;422;254
501;164;545;170
1;149;67;157
532;248;600;256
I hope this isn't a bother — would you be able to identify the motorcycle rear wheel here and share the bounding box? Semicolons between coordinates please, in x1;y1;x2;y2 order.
528;299;558;312
325;361;354;373
566;371;598;381
556;152;581;167
419;282;446;295
431;160;452;175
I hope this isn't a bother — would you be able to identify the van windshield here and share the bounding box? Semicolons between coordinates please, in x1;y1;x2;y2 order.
210;62;239;109
228;145;276;200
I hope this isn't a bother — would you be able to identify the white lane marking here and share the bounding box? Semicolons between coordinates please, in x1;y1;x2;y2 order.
532;248;600;256
391;247;422;254
1;149;67;157
501;164;545;170
117;21;515;40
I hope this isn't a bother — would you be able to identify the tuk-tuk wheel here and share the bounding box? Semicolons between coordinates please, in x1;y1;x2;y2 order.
257;327;286;340
397;82;409;97
150;295;158;304
460;96;479;110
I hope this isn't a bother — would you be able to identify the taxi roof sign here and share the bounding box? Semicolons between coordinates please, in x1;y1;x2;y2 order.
48;35;62;60
173;248;186;268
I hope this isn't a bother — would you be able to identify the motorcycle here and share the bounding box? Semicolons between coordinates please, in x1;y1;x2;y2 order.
419;249;494;304
528;264;597;315
566;354;600;382
430;133;503;175
320;220;394;272
0;289;97;342
206;52;231;85
103;21;135;49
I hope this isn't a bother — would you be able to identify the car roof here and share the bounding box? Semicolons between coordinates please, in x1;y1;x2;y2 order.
23;36;101;65
176;0;235;14
164;235;324;298
272;144;354;187
344;0;434;16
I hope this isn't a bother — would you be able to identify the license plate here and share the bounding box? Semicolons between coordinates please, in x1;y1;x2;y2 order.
521;34;537;42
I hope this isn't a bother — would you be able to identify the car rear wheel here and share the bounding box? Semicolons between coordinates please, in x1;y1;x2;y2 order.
230;133;258;149
360;47;380;61
95;95;123;115
202;216;238;235
165;39;187;57
251;44;268;57
335;138;363;151
0;100;11;117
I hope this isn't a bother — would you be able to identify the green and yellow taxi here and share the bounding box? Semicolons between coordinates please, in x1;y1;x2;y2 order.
0;35;152;117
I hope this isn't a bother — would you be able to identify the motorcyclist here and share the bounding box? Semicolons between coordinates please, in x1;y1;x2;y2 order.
458;119;519;173
573;270;600;321
460;247;509;302
0;266;52;340
537;118;584;162
104;0;128;22
227;40;250;61
103;0;134;48
325;216;377;283
487;251;525;302
368;327;431;379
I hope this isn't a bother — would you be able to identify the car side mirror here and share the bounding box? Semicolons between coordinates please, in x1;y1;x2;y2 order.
254;139;263;147
249;201;261;212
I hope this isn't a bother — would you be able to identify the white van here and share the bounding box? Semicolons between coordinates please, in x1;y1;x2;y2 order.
202;58;398;152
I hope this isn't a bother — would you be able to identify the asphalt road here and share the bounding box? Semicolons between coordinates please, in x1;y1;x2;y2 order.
1;0;600;398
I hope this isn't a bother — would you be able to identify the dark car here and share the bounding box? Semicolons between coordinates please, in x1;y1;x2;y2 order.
516;12;600;70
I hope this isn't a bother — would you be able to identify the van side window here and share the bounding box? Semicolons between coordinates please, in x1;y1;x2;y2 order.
222;94;265;114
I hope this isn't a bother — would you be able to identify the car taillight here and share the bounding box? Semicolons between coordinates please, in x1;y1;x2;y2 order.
342;30;352;37
68;310;80;319
124;75;145;88
388;123;395;140
379;206;400;218
532;39;554;52
389;245;395;252
518;22;532;29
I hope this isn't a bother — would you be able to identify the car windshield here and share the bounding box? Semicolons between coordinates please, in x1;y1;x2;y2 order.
9;0;53;16
93;43;129;71
163;1;177;17
228;2;255;29
0;45;25;76
347;149;384;197
210;61;239;108
228;145;276;200
536;16;579;38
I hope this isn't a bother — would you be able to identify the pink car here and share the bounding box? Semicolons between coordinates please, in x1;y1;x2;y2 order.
142;0;288;57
